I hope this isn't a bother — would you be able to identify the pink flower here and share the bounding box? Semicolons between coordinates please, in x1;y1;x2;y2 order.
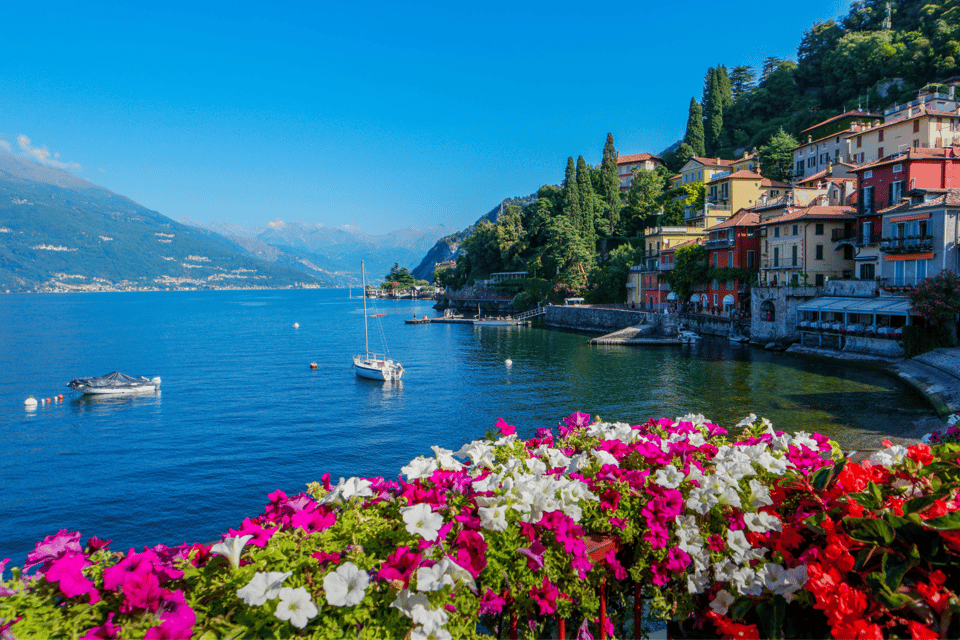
118;571;164;613
378;546;419;584
312;550;342;568
605;549;628;580
23;530;83;573
144;589;196;640
496;418;516;436
80;613;119;640
102;549;160;592
227;517;277;547
289;505;336;533
86;537;112;552
560;411;591;436
518;541;546;571
479;588;506;616
529;576;559;615
453;530;487;578
45;552;99;603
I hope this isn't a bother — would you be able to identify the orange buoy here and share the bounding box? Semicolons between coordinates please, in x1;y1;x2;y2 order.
58;394;63;400
310;362;318;369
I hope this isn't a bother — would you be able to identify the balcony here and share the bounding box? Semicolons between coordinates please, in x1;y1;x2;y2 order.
831;229;856;242
856;229;883;246
879;236;934;254
704;238;735;249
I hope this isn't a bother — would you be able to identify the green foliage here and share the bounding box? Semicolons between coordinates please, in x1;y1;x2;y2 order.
619;167;667;237
382;263;415;288
683;98;705;157
729;66;756;100
901;324;954;357
909;269;960;326
596;134;622;237
662;182;704;227
585;243;642;303
576;156;599;254
759;127;801;184
704;68;724;156
659;244;708;303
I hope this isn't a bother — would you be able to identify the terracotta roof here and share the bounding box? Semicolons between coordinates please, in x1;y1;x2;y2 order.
707;209;760;230
617;153;662;165
878;188;960;215
761;177;790;188
800;110;882;135
852;146;960;172
760;205;855;225
660;237;703;254
796;168;855;185
689;156;738;168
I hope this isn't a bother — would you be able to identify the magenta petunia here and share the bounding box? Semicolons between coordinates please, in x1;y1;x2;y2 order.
80;612;119;640
23;530;83;573
496;417;516;436
454;530;487;578
144;589;196;640
45;552;99;603
377;546;419;584
518;541;546;572
102;549;160;592
479;588;506;616
86;537;112;552
228;517;278;548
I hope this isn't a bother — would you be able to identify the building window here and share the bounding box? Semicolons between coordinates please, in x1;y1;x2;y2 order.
914;120;921;133
728;250;733;266
815;244;824;260
815;274;825;286
791;245;798;267
864;170;873;179
713;294;718;306
878;147;883;158
889;180;903;205
774;227;780;238
860;263;875;280
878;129;884;142
747;228;755;237
773;247;780;267
862;186;874;215
857;135;863;148
747;250;755;268
917;259;928;283
893;163;902;173
792;224;799;236
895;261;905;286
914;139;920;148
815;223;824;235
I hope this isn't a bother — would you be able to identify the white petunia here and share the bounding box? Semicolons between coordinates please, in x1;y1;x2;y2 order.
431;446;464;471
391;588;431;615
744;511;782;534
478;505;508;531
686;485;720;515
655;464;685;489
211;535;253;569
275;586;319;629
236;570;292;606
725;530;752;564
340;476;374;499
323;561;370;607
410;603;450;635
402;503;444;541
687;569;711;595
402;457;440;481
411;626;453;640
593;450;619;467
710;589;736;615
318;477;345;504
869;444;908;467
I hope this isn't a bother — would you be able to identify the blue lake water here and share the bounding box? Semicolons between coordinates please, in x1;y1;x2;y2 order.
0;289;934;566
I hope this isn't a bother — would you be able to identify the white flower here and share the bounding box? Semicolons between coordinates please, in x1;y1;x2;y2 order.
411;626;453;640
411;603;449;635
478;505;508;531
431;446;464;471
686;485;720;515
735;414;757;429
210;535;253;569
687;570;710;594
402;503;444;541
340;476;373;499
655;464;684;489
236;571;291;606
733;567;764;596
869;444;908;467
323;561;370;607
318;477;345;504
402;457;440;481
593;450;619;467
748;479;774;507
275;586;319;629
725;530;752;563
744;511;782;534
710;589;736;615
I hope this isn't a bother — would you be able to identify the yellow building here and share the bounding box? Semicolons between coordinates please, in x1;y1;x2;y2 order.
759;205;856;286
706;170;790;214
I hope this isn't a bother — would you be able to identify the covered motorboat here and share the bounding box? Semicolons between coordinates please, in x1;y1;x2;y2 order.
67;372;161;395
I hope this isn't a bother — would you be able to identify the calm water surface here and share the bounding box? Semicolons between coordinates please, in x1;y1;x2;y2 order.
0;289;933;565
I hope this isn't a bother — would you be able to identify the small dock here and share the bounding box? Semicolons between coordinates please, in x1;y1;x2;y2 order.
405;317;475;325
590;325;685;346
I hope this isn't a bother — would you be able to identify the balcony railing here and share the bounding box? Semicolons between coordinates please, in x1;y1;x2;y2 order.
879;236;934;254
704;238;735;249
831;229;856;242
857;229;883;246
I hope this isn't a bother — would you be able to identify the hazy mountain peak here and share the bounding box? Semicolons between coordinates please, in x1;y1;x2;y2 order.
0;147;101;192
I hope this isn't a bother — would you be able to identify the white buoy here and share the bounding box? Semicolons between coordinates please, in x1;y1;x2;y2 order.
24;397;37;408
293;323;300;329
505;358;513;367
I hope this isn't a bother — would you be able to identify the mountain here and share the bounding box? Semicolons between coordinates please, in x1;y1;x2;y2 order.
410;195;537;280
0;151;328;293
179;218;453;287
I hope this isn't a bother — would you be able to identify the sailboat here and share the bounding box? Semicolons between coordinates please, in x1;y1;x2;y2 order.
353;260;404;381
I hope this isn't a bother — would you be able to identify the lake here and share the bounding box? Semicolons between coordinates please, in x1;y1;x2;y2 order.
0;288;933;566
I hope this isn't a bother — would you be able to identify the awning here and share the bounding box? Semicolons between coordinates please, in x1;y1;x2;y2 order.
722;294;735;306
690;293;699;302
796;296;913;316
666;292;678;301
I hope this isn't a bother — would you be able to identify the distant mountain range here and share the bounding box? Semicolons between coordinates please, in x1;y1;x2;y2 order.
0;150;329;293
179;218;453;287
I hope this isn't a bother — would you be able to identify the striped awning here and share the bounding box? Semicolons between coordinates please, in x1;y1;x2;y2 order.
889;212;931;223
796;296;913;316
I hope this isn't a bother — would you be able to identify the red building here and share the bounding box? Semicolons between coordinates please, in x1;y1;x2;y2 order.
703;209;760;315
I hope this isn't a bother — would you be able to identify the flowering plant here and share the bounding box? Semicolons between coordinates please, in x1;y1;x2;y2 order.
922;412;960;445
1;411;957;639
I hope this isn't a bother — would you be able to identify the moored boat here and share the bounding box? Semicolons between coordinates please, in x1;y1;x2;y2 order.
354;261;404;381
67;371;161;395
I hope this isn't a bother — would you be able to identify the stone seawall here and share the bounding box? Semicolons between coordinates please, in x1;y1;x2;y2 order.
545;306;650;332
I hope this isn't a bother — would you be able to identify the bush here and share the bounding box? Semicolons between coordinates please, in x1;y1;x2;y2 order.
902;323;953;357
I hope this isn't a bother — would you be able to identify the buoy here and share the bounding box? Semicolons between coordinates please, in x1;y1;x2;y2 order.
293;323;299;329
46;398;51;403
59;394;63;400
24;397;37;408
505;358;513;367
310;362;318;369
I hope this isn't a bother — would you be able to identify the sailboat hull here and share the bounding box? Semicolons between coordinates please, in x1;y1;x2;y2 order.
353;355;403;381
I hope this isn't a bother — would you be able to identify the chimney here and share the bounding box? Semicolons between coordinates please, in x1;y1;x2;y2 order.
808;135;813;144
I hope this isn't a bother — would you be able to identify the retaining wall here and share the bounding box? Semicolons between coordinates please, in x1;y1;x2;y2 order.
545;306;651;333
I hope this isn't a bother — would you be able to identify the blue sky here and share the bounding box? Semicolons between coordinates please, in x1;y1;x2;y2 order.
1;0;851;235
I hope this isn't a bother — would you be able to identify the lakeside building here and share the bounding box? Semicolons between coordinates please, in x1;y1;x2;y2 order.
850;147;960;280
617;153;663;190
705;169;789;217
792;110;882;181
877;188;960;288
656;238;703;309
758;203;856;287
628;226;705;308
702;209;760;316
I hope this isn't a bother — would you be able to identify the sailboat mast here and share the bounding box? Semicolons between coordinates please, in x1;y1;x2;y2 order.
361;261;370;358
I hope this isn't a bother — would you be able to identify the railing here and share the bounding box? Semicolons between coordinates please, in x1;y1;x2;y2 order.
704;238;734;249
515;307;546;321
878;236;934;253
857;229;883;246
831;229;856;242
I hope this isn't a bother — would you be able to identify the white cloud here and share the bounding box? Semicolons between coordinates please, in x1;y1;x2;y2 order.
17;135;82;172
268;219;285;229
0;139;11;152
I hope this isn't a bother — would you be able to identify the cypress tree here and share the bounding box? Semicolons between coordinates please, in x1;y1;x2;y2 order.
717;65;733;110
576;156;597;254
684;98;705;157
598;133;621;236
562;157;581;229
705;69;723;156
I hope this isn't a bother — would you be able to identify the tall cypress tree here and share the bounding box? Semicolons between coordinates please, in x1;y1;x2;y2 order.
562;157;581;229
684;98;705;157
598;133;621;236
717;65;733;110
575;156;597;254
705;69;723;156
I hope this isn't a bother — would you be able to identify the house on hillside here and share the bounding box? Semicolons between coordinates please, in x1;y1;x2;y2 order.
703;209;760;316
878;188;960;289
759;204;856;287
617;153;663;190
792;110;882;181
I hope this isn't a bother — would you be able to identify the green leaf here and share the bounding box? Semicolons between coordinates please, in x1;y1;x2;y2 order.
757;595;786;640
811;460;845;491
903;495;940;515
803;511;828;534
843;517;895;545
882;553;911;591
729;597;753;621
850;491;882;510
865;572;914;610
923;512;960;530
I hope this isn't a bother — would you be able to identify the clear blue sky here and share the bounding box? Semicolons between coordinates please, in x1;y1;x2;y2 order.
1;0;851;235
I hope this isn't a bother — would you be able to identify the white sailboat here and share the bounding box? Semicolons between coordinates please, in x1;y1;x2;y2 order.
353;260;404;381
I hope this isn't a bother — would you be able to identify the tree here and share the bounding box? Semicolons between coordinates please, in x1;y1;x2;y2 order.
729;66;756;100
716;65;733;111
684;98;705;157
704;68;723;156
761;56;788;82
576;156;598;254
561;157;581;229
597;133;622;236
660;244;708;303
495;204;526;271
759;127;800;183
585;243;642;303
910;269;960;328
383;263;415;288
619;167;666;237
